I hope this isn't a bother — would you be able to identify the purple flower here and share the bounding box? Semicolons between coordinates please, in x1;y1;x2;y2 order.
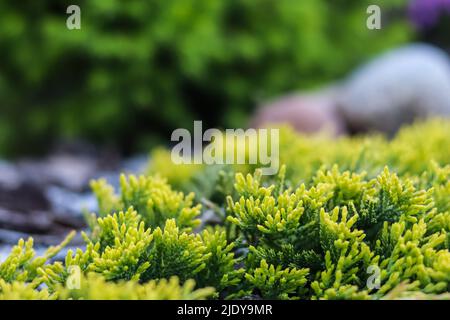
409;0;450;29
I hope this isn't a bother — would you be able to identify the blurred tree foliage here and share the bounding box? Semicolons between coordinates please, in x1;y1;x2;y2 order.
0;0;410;156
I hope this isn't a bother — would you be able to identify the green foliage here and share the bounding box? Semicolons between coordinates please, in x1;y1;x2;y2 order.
87;208;153;281
91;174;201;232
0;272;213;300
195;227;244;294
374;219;450;297
1;120;448;300
0;0;411;156
0;280;53;300
381;282;450;300
148;148;203;191
226;165;449;300
226;168;306;245
56;274;214;300
141;219;208;282
0;233;74;299
245;259;309;300
311;207;374;299
149;119;450;199
0;232;74;284
36;212;241;299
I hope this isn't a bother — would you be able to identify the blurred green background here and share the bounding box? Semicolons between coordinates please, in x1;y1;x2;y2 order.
0;0;414;156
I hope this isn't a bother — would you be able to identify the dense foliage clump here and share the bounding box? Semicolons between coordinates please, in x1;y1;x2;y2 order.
0;0;411;156
0;119;448;300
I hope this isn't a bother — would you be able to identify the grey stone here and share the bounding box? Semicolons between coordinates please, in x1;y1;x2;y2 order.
18;155;98;191
0;208;53;233
0;151;148;246
0;182;49;213
0;161;23;189
337;43;450;134
45;186;98;218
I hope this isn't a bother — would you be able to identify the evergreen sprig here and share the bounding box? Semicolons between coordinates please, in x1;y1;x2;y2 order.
1;120;448;300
